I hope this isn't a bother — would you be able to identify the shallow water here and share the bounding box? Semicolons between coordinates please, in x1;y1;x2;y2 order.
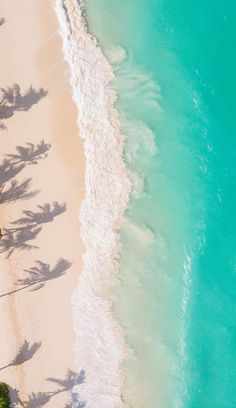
85;0;236;407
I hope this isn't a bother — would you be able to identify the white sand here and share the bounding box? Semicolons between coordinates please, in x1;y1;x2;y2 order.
0;1;84;406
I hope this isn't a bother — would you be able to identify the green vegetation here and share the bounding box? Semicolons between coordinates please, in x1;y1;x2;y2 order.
0;383;10;408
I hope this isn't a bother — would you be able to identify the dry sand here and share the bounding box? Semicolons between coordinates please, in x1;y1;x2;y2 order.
0;1;84;406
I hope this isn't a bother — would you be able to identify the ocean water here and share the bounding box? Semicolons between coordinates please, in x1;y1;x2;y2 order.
83;1;236;408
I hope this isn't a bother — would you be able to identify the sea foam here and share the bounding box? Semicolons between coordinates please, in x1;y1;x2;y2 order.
54;1;131;406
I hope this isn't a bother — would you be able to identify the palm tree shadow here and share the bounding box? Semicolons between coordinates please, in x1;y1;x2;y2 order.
0;159;25;187
0;178;39;204
0;340;41;371
0;225;41;258
0;258;72;298
21;258;72;289
23;369;86;408
0;84;47;129
0;202;66;257
0;140;50;204
0;18;5;26
47;369;78;392
7;385;24;407
49;369;87;407
15;85;48;111
7;139;51;165
47;369;86;391
24;392;51;408
11;201;67;227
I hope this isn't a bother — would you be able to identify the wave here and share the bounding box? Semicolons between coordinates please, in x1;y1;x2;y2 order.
54;1;131;406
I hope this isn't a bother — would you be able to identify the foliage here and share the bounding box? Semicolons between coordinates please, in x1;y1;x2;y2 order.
0;383;10;408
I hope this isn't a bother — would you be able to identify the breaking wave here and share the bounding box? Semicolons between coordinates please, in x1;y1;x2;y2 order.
54;1;131;406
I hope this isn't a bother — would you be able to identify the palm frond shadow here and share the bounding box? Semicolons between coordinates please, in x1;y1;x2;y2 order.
0;84;47;129
0;258;72;298
7;140;51;165
47;369;86;391
0;159;25;187
0;225;41;258
7;385;24;407
0;202;66;257
0;178;39;204
0;141;50;204
0;340;41;371
24;392;51;408
11;201;67;227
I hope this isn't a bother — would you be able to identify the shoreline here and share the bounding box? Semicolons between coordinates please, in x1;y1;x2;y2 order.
55;0;131;406
0;1;84;406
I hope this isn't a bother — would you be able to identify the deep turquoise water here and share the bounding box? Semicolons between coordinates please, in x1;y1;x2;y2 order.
85;1;236;407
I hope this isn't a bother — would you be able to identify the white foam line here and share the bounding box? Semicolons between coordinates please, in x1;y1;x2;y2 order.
54;1;131;406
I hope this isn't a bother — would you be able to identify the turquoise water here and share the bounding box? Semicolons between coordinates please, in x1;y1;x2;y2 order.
85;1;236;407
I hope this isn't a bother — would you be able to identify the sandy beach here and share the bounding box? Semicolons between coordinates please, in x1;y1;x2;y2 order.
0;1;84;406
